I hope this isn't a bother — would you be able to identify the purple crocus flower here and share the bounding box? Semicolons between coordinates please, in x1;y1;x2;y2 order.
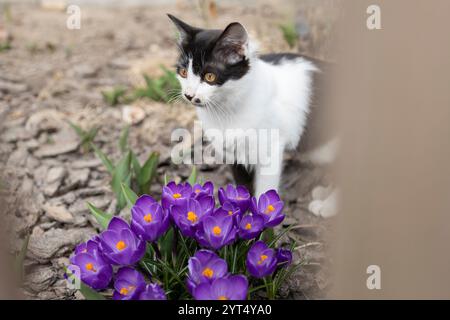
68;239;112;290
214;201;241;224
246;241;277;278
250;190;284;227
276;248;293;268
192;181;214;197
139;283;167;300
186;250;228;293
170;197;214;237
99;217;146;266
131;195;170;242
238;214;264;240
195;211;237;250
193;275;248;300
218;184;251;214
161;181;192;210
113;267;146;300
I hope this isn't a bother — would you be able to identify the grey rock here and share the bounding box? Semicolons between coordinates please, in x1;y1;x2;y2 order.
42;204;74;223
1;126;33;142
44;182;60;197
25;265;56;292
69;196;110;215
0;80;28;93
71;158;102;169
67;168;90;187
34;128;79;158
28;227;95;262
7;147;28;167
25;109;63;136
72;64;99;78
46;167;67;184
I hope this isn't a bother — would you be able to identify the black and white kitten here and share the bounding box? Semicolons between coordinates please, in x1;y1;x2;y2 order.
168;15;337;217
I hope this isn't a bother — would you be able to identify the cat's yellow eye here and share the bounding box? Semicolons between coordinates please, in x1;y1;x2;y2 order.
179;68;188;78
204;72;217;83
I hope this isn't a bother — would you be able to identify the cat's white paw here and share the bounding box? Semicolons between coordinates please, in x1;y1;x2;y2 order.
308;189;338;218
308;199;324;216
311;185;332;201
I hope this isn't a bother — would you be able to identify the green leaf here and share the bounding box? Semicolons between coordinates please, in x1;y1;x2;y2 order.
64;267;106;300
86;202;112;229
119;125;130;154
130;151;142;177
121;182;138;208
187;166;198;185
67;120;86;138
138;152;159;194
111;151;132;209
158;228;175;261
14;233;30;282
164;174;170;185
90;143;115;174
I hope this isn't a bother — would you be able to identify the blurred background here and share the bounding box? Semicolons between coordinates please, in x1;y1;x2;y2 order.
0;0;338;299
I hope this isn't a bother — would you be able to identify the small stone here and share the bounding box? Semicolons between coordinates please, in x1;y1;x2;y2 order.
71;158;102;169
0;80;28;93
122;105;146;125
28;227;95;262
65;168;90;189
46;167;66;184
25;265;56;292
72;64;99;78
34;128;79;158
42;204;74;223
1;126;33;142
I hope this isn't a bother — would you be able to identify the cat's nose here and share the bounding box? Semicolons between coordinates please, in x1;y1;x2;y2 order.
184;94;194;101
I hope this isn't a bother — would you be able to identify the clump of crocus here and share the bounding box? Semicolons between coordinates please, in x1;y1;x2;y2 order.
246;241;278;279
99;217;146;265
113;267;146;300
238;214;264;240
161;181;192;209
186;250;228;293
250;190;285;227
69;238;112;290
276;248;293;268
218;184;251;213
139;283;167;300
171;196;214;237
69;180;295;300
195;210;237;250
131;195;170;242
193;275;249;300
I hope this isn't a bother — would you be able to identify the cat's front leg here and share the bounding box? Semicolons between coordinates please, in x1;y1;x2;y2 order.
254;141;284;197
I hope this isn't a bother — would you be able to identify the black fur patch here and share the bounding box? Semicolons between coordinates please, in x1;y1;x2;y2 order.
169;15;250;86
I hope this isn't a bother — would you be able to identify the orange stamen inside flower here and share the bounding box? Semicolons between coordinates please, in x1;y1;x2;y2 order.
120;287;129;295
245;223;252;230
265;204;275;214
218;296;228;300
144;213;153;223
257;254;268;265
195;189;201;193
116;240;126;251
212;226;222;236
173;193;182;199
85;263;97;272
187;211;198;223
202;267;214;278
228;210;233;216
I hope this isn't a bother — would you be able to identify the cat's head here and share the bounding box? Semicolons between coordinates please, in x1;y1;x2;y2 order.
168;14;252;107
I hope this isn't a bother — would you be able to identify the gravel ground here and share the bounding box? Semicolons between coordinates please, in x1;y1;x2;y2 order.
0;0;337;299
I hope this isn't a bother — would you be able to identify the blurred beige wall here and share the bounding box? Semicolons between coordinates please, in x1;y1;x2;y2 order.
330;0;450;298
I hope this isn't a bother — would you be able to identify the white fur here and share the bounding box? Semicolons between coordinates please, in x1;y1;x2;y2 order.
177;42;318;197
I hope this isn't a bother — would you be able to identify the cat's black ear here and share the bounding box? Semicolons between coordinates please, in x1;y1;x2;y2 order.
167;14;198;44
213;22;249;64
